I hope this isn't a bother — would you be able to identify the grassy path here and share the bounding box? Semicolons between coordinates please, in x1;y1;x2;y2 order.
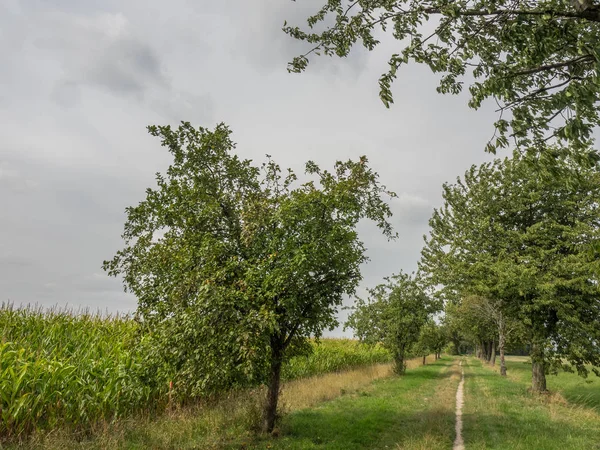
462;357;600;450
247;356;461;450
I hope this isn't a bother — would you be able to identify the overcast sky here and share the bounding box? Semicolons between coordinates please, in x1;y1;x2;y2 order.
0;0;500;336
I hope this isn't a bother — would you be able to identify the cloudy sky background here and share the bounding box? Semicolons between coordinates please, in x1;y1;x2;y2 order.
1;0;500;336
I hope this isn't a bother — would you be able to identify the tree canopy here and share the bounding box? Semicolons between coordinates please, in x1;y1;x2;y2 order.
103;122;396;432
420;149;600;390
285;0;600;152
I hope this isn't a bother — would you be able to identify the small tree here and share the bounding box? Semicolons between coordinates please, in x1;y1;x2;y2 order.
346;272;433;375
412;322;435;365
104;122;396;432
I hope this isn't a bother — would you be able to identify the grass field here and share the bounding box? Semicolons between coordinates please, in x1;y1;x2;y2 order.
463;356;600;450
256;356;459;450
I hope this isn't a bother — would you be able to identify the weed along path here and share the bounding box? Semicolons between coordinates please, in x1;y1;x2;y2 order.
250;356;462;450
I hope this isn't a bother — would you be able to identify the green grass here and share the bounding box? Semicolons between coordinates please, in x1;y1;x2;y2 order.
501;356;600;412
463;357;600;450
247;356;460;450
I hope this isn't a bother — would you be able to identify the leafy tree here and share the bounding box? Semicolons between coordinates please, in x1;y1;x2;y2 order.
442;303;469;355
428;322;448;360
420;149;600;391
285;0;600;151
346;272;434;374
412;320;436;365
103;122;396;432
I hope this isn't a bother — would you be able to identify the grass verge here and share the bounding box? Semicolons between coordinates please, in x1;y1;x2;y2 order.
248;356;460;450
463;357;600;450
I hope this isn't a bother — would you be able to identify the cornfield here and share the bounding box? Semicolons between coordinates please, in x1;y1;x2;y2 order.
0;304;390;439
282;338;391;380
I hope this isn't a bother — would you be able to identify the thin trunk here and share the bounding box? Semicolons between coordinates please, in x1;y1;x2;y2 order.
531;341;547;393
263;348;283;433
491;337;496;366
499;315;507;376
394;353;406;375
422;355;426;365
486;341;492;363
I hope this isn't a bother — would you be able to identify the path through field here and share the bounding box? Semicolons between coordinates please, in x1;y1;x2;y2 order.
255;356;600;450
264;356;462;449
453;360;465;450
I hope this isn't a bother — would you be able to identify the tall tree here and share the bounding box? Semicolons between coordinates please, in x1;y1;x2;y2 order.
285;0;600;152
104;122;396;432
420;149;600;391
346;272;434;374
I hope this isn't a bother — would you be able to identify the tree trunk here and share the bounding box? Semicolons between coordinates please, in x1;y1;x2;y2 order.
498;315;507;376
490;338;496;366
394;353;406;375
422;355;426;365
263;350;283;433
531;341;547;393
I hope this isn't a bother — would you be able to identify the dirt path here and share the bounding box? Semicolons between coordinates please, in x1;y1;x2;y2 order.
453;360;465;450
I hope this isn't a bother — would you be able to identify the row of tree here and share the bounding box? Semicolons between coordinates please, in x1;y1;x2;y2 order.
105;125;600;433
421;149;600;391
347;148;600;394
103;0;600;432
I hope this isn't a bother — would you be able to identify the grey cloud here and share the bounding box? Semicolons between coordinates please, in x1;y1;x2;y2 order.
80;37;167;98
0;255;34;268
0;162;39;192
2;0;502;335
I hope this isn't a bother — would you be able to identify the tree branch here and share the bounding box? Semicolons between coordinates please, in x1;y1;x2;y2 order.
509;55;595;77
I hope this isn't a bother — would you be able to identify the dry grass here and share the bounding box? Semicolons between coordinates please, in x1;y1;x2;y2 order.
279;355;435;411
280;362;393;411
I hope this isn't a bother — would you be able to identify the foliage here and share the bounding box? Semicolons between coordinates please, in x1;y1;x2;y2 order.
285;0;600;152
103;121;396;431
346;272;435;374
420;149;600;388
411;320;445;360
